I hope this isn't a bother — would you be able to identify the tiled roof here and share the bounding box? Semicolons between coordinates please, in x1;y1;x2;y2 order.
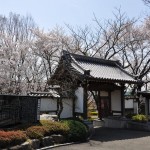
63;51;137;83
28;90;60;98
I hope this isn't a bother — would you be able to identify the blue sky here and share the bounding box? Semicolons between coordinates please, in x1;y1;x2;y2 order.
0;0;150;30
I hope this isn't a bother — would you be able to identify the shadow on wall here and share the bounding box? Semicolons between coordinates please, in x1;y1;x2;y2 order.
91;127;150;142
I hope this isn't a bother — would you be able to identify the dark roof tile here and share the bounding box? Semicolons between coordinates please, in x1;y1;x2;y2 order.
63;51;137;83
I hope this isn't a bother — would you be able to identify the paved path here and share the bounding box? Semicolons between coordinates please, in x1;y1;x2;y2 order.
53;127;150;150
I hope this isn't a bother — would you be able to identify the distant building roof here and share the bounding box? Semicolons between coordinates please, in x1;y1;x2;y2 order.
54;51;137;84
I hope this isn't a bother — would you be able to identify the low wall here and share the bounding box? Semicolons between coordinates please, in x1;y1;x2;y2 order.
127;121;150;131
93;119;105;127
104;117;128;128
103;117;150;131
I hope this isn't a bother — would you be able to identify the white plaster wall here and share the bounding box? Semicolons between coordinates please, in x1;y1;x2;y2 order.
75;87;84;113
40;98;57;111
40;97;73;118
133;101;138;114
111;90;121;111
125;99;133;109
60;98;73;118
100;91;108;96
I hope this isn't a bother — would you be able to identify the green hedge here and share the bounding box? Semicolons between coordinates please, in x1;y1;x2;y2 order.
62;120;88;142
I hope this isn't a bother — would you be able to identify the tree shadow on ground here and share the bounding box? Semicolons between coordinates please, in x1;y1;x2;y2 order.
91;127;150;142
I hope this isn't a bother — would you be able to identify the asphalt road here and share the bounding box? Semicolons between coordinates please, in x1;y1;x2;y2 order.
52;127;150;150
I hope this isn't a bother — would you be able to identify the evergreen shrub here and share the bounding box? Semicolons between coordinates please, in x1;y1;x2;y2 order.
62;120;88;142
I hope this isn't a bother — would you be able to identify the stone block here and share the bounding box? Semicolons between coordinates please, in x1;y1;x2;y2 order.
9;142;31;150
9;145;22;150
20;142;32;150
41;136;54;147
51;134;65;144
30;139;40;149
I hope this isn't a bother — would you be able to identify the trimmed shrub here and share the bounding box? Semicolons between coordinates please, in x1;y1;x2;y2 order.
132;114;148;122
40;120;69;136
0;130;27;148
8;123;39;132
62;120;88;142
26;126;48;139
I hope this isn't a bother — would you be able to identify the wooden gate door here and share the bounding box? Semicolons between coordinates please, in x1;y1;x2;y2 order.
100;97;109;118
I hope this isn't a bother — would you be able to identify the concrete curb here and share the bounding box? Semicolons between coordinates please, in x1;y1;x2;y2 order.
37;142;78;150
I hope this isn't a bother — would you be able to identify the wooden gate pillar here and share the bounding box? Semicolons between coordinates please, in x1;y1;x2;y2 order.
97;91;103;120
108;90;112;115
121;84;125;116
83;80;88;119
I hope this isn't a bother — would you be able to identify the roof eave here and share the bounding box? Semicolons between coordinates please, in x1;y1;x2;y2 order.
86;76;138;84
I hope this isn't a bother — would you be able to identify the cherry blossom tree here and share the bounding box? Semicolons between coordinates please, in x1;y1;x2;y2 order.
0;12;37;94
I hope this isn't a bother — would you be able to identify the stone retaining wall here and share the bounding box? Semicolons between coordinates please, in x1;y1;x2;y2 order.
2;134;65;150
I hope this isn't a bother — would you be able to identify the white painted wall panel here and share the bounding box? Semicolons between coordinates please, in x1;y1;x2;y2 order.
60;98;73;118
75;87;84;113
40;98;57;111
111;90;121;111
125;99;133;109
133;101;138;114
40;97;73;118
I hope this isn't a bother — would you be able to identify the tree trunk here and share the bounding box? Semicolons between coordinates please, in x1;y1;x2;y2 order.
57;96;63;120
